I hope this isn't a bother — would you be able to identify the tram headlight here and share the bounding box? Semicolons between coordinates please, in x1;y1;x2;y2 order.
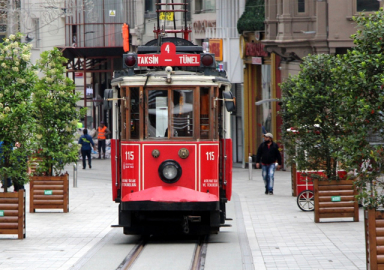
200;53;215;67
158;160;182;184
123;53;138;69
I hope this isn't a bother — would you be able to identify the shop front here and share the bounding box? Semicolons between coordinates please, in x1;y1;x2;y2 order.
240;32;283;166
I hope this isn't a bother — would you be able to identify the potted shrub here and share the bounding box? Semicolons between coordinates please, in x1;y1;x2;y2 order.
237;0;264;34
335;10;384;269
280;53;359;222
0;33;37;238
30;48;85;213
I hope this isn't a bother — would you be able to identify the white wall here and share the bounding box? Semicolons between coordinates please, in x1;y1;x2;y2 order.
214;0;245;83
20;0;66;67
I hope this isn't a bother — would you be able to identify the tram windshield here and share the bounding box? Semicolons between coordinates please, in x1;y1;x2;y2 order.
147;89;194;138
121;86;219;140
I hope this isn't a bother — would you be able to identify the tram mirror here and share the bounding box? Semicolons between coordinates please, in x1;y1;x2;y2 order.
103;89;113;110
223;91;236;112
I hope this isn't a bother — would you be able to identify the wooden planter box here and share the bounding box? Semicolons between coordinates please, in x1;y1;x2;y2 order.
0;190;26;239
29;174;69;213
365;209;384;270
313;178;359;222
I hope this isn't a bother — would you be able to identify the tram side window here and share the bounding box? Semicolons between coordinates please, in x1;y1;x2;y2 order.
171;90;193;137
148;90;168;138
200;87;210;139
130;88;140;139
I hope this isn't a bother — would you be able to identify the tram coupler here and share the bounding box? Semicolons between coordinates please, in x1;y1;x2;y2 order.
187;216;201;222
183;216;190;234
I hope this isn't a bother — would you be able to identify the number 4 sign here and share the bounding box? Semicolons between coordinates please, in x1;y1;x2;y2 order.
137;42;201;67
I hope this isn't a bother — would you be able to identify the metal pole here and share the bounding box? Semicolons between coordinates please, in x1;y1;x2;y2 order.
248;154;252;180
73;163;77;188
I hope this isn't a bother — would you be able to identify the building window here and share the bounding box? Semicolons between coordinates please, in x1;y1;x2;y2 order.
145;0;155;12
32;18;40;48
195;0;215;14
357;0;380;12
298;0;305;13
0;14;6;33
145;0;156;18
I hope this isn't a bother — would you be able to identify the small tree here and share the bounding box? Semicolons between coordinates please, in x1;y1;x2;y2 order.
32;48;85;176
237;0;264;34
336;10;384;208
280;54;345;180
0;33;37;192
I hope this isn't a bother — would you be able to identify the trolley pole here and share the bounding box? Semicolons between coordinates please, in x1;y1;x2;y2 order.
248;154;252;180
73;163;77;188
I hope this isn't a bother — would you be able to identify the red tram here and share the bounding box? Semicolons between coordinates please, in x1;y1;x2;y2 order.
109;38;235;235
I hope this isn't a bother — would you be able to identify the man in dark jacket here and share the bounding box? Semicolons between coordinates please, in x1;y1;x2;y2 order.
78;129;95;169
256;133;282;195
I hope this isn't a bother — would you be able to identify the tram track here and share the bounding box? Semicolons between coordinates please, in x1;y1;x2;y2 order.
115;237;148;270
190;235;209;270
116;235;209;270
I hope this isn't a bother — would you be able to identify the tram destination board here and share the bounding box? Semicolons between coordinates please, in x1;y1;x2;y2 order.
137;42;201;66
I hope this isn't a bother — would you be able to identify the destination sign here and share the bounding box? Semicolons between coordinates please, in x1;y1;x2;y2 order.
137;42;201;67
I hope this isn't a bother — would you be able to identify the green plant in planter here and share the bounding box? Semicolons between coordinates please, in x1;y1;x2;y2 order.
335;10;384;208
237;0;264;34
33;48;86;176
280;54;346;180
0;33;37;192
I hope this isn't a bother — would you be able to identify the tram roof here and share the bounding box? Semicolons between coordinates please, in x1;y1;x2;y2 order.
111;70;231;88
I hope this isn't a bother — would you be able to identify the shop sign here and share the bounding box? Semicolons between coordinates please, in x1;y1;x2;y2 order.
159;12;174;21
209;39;223;61
193;20;216;34
44;190;53;195
0;210;3;217
331;196;341;202
75;72;83;77
246;42;268;57
251;57;262;65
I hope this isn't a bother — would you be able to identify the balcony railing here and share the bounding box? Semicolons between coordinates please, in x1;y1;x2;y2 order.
205;27;239;39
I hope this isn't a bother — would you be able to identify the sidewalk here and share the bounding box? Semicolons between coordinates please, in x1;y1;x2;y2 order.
235;168;365;270
0;159;117;270
0;162;366;270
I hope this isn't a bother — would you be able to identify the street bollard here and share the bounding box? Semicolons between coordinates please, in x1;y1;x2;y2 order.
73;163;77;188
249;155;252;180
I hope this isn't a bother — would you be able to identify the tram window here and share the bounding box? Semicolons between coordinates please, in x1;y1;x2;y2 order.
130;88;140;139
171;90;194;137
200;87;210;139
148;90;168;138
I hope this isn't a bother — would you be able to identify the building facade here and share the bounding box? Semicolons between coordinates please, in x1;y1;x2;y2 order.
263;0;384;78
19;0;143;131
260;0;384;167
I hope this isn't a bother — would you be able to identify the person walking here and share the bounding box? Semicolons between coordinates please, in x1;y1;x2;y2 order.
96;121;111;159
78;129;95;169
255;133;282;195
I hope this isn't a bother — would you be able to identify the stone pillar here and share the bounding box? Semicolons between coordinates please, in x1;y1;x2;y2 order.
314;1;327;40
265;0;277;40
277;0;293;41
